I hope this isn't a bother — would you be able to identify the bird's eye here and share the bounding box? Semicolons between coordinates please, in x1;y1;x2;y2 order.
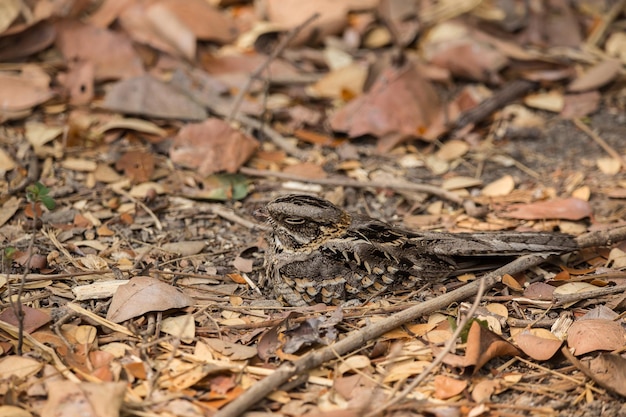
284;217;305;225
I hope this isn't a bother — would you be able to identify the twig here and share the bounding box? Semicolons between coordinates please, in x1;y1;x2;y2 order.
110;186;163;231
208;203;270;231
553;284;626;306
573;118;626;169
7;146;39;196
227;13;320;121
7;200;38;355
585;0;626;47
451;79;539;133
239;167;466;206
214;225;626;417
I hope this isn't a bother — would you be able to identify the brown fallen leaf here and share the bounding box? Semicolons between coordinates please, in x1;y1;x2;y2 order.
157;0;238;44
0;64;54;113
41;381;126;417
434;375;467;400
106;276;194;323
57;61;94;105
115;150;155;184
502;197;592;220
567;318;625;356
523;282;555;300
55;19;144;80
560;91;601;119
465;321;521;373
0;21;57;61
585;353;626;397
568;59;622;93
422;21;508;83
330;63;444;152
170;118;259;175
0;305;51;334
514;329;563;361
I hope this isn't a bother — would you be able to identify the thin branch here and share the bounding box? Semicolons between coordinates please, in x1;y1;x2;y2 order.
573;118;626;170
239;167;466;206
227;13;320;121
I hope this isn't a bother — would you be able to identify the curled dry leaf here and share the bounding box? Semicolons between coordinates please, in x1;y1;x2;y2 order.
106;276;194;323
170;118;259;175
502;197;592;221
482;175;515;197
514;329;562;361
465;321;520;373
0;64;54;113
434;375;467;400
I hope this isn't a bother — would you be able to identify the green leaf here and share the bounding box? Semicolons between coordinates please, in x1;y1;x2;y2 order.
41;196;56;210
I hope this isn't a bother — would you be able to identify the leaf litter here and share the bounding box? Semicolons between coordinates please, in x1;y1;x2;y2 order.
0;1;626;417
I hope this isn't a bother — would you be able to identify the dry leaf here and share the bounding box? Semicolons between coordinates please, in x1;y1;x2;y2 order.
161;314;195;343
422;21;507;83
567;319;625;356
597;157;621;175
170;118;259;175
102;75;207;121
436;140;469;161
434;375;467;400
560;91;601;119
0;305;50;334
55;20;144;80
523;282;555;300
568;59;622;93
330;63;444;152
115;150;155;184
161;241;206;256
503;197;592;220
204;338;258;360
586;353;626;397
41;381;126;417
482;175;515;197
307;63;368;99
106;276;194;323
514;329;562;361
524;90;564;113
465;321;520;373
0;64;53;113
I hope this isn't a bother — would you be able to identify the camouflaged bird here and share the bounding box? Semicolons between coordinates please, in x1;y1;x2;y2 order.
264;194;579;306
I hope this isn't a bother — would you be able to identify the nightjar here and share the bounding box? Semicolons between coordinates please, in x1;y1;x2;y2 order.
264;194;579;306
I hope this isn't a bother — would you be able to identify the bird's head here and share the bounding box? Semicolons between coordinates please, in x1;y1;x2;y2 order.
265;194;351;252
